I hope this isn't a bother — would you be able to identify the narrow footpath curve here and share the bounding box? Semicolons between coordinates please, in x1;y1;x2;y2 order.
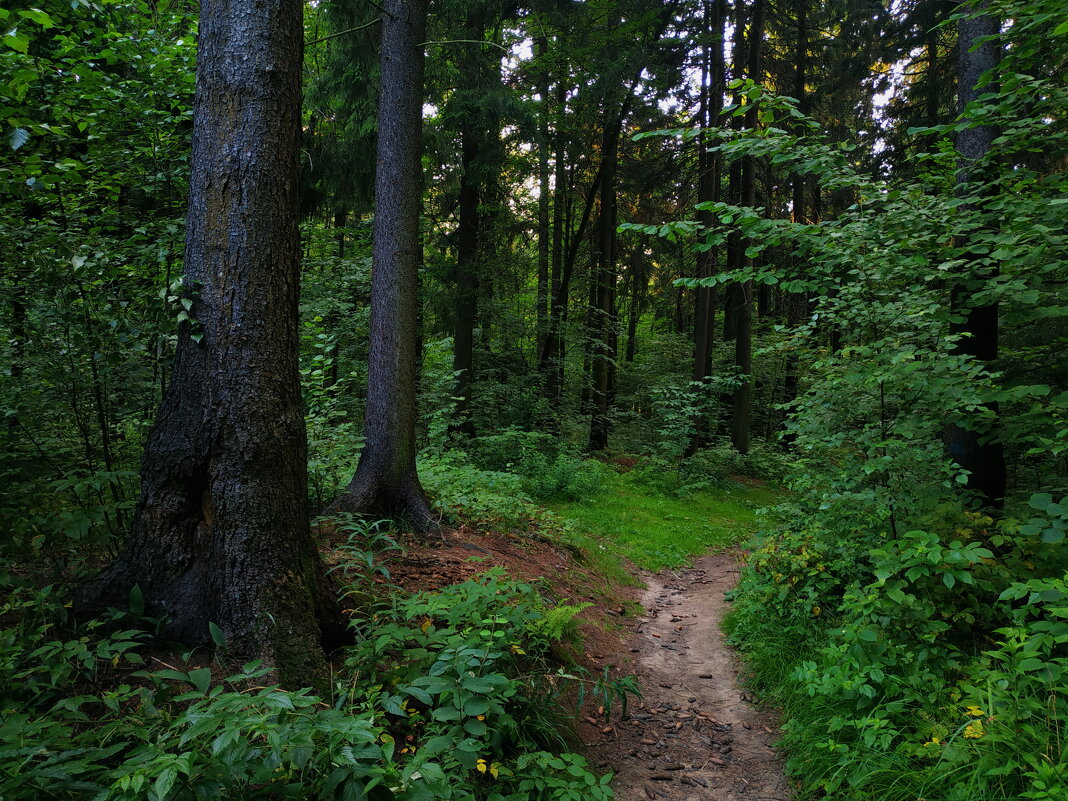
586;554;792;801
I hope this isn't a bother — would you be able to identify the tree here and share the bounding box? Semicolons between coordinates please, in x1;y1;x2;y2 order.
731;0;766;455
75;0;339;685
942;1;1006;508
328;0;436;529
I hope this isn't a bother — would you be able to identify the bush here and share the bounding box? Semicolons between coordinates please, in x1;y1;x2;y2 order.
0;560;636;801
725;498;1068;801
520;452;613;502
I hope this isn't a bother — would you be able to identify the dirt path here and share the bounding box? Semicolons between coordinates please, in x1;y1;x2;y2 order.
584;554;792;801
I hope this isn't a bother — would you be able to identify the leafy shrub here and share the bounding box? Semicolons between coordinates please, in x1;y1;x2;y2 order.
0;562;632;801
418;450;539;527
520;453;613;502
726;499;1068;801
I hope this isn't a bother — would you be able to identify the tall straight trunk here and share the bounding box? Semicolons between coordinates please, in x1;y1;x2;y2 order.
721;0;748;345
451;106;479;438
77;0;340;687
943;3;1005;508
541;79;569;409
536;35;551;354
687;0;725;457
625;256;646;362
782;0;809;444
335;207;348;258
588;122;619;452
731;0;765;455
330;0;435;528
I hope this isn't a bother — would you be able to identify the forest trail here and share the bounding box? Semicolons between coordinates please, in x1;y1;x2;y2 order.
586;554;791;801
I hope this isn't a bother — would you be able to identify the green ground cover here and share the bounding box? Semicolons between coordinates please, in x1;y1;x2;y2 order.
548;471;779;571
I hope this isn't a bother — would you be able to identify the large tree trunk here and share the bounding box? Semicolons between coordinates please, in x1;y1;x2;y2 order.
76;0;340;687
329;0;436;529
943;3;1005;508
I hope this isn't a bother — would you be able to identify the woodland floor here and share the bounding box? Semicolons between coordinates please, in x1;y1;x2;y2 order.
384;514;792;800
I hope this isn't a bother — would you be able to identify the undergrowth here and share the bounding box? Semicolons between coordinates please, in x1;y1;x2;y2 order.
0;522;639;801
724;498;1068;800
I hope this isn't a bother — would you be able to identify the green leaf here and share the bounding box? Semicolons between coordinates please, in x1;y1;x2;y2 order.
155;766;178;800
463;718;488;736
129;584;144;615
187;667;211;694
18;8;54;27
886;587;906;605
1040;528;1065;544
858;628;878;642
208;622;226;649
943;572;956;589
4;31;29;53
463;697;490;717
1029;493;1054;510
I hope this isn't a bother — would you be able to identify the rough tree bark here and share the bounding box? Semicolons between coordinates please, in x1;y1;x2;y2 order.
76;0;340;687
328;0;437;529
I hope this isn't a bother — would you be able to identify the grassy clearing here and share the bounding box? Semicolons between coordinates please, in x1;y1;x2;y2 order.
547;471;780;571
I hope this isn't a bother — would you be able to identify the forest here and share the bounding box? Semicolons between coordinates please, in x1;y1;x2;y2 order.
1;0;1066;798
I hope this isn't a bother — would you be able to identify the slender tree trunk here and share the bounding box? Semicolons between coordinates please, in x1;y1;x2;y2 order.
451;106;479;439
76;0;340;687
335;207;348;258
625;256;646;362
731;0;765;455
782;0;809;445
543;78;568;410
588;122;619;452
536;35;551;355
943;2;1005;508
687;0;725;457
330;0;436;529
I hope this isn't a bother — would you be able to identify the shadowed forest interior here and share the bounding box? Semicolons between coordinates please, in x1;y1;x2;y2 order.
1;0;1066;798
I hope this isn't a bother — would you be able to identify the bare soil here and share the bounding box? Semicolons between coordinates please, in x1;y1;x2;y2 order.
382;529;791;800
582;554;792;801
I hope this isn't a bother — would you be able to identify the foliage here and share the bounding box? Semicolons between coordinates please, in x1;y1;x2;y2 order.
0;557;633;801
549;468;779;570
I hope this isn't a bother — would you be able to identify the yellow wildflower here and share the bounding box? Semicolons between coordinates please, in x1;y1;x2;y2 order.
476;759;488;774
812;606;821;616
965;705;984;718
963;720;985;739
923;736;941;748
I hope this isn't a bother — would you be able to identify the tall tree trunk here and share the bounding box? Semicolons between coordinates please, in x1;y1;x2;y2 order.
543;78;568;411
782;0;809;445
625;255;646;362
536;35;551;356
451;101;480;439
943;2;1005;508
687;0;725;458
330;0;436;528
76;0;339;687
731;0;765;455
588;121;619;452
335;207;348;258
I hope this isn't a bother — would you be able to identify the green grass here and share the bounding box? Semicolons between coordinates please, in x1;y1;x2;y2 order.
547;471;780;571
